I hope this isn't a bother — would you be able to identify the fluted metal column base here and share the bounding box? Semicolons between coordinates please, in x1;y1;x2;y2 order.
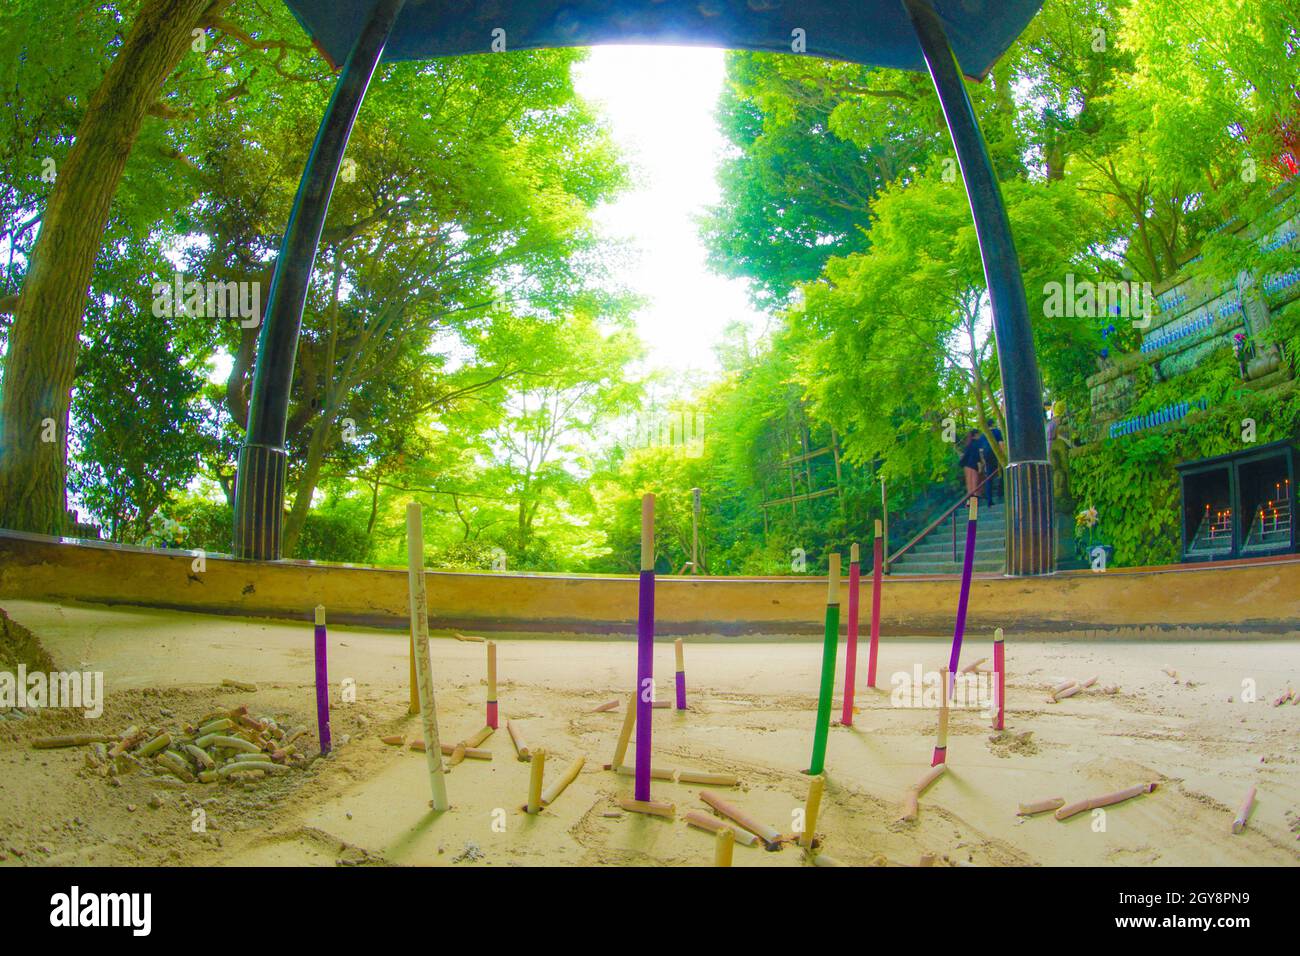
232;443;287;560
1004;460;1055;575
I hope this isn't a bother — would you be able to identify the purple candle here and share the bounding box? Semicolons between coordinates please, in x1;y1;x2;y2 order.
314;605;331;754
635;494;656;802
674;638;686;710
946;497;979;699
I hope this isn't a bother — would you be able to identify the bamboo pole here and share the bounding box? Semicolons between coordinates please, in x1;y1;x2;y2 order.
613;764;738;786
436;743;491;760
868;520;883;687
931;668;950;766
613;764;675;781
507;719;530;761
406;502;448;811
808;553;840;775
992;627;1005;731
899;763;947;822
800;774;825;849
841;543;861;725
486;640;498;729
1231;785;1256;834
699;790;781;847
1055;783;1157;821
611;692;636;767
676;769;738;786
619;797;675;818
526;748;547;814
714;826;735;867
684;810;760;846
408;631;419;715
539;755;585;806
1017;796;1065;816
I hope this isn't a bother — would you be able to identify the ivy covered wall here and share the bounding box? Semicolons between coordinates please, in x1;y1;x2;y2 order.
1067;299;1300;567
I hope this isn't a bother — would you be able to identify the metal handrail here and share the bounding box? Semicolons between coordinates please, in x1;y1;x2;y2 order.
887;468;998;568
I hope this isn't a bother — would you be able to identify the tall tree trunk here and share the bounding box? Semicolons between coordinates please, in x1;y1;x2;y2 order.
0;0;219;534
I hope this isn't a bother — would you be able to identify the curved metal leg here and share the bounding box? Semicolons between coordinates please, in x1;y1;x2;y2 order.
903;0;1054;575
231;0;406;559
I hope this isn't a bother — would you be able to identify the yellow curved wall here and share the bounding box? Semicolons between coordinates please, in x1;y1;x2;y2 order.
1;532;1296;639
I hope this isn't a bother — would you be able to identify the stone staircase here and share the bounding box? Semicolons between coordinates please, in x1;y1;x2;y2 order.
888;499;1007;575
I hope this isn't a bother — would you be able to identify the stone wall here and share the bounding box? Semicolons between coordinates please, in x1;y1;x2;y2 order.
1084;181;1300;442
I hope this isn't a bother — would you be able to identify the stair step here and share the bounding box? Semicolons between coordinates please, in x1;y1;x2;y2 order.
884;494;1012;573
908;534;1004;550
891;562;1005;575
895;549;1004;562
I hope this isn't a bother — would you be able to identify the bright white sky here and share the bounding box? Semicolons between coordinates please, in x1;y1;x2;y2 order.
572;45;767;377
196;46;763;388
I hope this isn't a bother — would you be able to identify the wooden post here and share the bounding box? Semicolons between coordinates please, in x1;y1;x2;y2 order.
808;553;840;775
800;774;825;849
408;630;419;715
313;605;331;755
841;543;861;725
526;748;547;814
635;493;656;802
486;640;498;729
992;627;1005;731
868;520;883;687
674;638;687;710
931;668;949;766
406;502;448;811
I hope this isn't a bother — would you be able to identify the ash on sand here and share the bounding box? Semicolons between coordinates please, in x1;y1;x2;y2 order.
2;601;1298;867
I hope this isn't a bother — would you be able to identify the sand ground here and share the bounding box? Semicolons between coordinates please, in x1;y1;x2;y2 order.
0;599;1296;867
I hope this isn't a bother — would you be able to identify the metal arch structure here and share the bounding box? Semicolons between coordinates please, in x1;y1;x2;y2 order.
235;0;1055;575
